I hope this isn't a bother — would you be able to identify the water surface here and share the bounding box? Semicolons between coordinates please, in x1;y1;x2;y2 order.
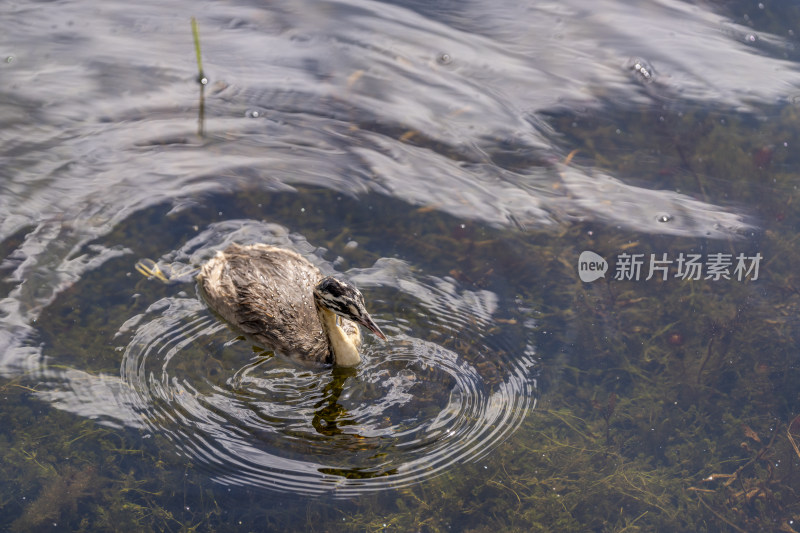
2;0;800;530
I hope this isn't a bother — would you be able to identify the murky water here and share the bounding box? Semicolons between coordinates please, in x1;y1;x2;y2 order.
2;0;800;529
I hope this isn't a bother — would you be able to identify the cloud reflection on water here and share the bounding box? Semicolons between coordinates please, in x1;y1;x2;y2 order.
0;0;789;399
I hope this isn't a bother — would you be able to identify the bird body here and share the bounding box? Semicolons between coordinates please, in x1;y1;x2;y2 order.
196;243;384;366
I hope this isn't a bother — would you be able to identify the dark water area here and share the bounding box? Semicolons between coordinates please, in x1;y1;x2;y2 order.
3;0;800;530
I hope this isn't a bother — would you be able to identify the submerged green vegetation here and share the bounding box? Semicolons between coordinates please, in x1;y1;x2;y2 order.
4;90;800;533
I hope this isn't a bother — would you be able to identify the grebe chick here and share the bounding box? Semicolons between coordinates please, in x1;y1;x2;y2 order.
196;243;386;366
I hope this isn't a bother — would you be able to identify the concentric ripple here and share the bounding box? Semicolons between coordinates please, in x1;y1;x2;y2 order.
120;274;536;495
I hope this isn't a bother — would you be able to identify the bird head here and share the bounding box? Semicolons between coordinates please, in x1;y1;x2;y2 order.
313;277;387;340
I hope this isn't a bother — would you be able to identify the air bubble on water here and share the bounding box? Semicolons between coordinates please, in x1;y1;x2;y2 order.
437;52;452;65
629;57;654;82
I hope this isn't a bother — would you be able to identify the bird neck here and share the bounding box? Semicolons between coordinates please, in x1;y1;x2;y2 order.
316;306;361;366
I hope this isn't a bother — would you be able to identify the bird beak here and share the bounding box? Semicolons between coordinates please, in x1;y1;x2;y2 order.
359;313;387;341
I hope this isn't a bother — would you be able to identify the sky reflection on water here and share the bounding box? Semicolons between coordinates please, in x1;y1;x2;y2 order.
0;0;798;521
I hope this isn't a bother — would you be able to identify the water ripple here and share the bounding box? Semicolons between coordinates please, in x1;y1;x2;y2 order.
120;272;535;495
